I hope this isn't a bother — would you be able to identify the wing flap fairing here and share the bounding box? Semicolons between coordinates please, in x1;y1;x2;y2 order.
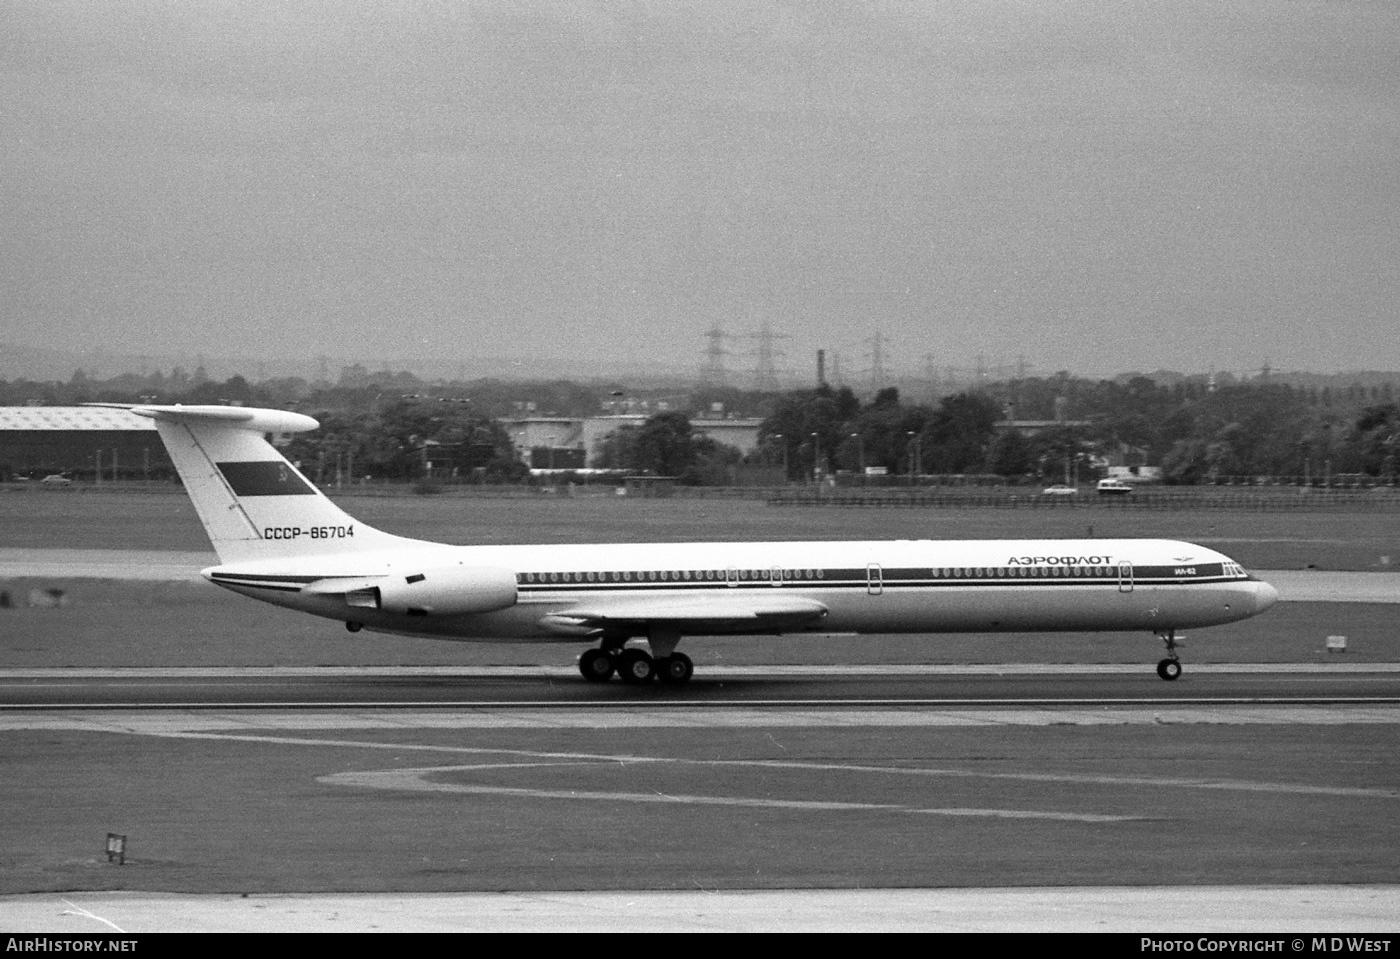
538;595;828;637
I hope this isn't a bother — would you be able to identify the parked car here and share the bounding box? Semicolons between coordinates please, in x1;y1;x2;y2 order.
1097;478;1134;495
40;474;73;487
1041;484;1078;496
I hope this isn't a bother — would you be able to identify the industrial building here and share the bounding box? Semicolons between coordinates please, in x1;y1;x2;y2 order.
501;413;763;468
0;407;172;481
0;405;765;482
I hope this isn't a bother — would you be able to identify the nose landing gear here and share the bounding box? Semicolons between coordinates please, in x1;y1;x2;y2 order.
1156;629;1184;681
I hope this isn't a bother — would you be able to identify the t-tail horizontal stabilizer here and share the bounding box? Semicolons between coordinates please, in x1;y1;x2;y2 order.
86;403;417;563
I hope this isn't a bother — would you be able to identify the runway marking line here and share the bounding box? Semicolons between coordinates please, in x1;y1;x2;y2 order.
8;705;1398;728
318;762;1145;823
68;726;1400;814
58;899;126;933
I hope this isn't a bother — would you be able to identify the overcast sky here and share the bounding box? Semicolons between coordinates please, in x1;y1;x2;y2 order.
3;0;1398;381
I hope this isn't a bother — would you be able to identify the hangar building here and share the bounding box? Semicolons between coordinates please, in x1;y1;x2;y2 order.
0;407;172;481
502;414;763;468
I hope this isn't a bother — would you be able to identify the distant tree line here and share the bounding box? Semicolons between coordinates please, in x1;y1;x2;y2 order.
754;377;1400;485
759;385;1013;482
5;367;1400;485
276;398;527;484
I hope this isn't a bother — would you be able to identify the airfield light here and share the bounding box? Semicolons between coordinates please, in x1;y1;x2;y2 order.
773;433;788;482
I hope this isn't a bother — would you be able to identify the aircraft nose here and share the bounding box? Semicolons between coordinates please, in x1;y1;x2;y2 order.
1254;580;1280;614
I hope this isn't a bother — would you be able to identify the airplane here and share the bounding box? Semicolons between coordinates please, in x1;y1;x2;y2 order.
100;403;1280;685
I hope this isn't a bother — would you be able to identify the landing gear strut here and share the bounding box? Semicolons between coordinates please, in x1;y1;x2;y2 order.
1156;629;1183;681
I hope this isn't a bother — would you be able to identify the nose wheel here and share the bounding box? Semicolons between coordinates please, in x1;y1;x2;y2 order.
1155;629;1184;681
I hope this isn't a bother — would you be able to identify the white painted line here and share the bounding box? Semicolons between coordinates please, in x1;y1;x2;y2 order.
906;808;1135;822
320;764;1145;822
58;899;126;933
34;724;1397;801
3;704;1400;733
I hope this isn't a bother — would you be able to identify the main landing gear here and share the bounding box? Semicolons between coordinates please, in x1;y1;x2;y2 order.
1155;629;1183;681
578;645;694;685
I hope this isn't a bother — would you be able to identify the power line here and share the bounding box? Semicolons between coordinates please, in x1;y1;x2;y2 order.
742;320;789;392
698;325;734;387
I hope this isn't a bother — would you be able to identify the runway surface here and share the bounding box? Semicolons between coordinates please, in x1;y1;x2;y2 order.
2;663;1399;708
2;689;1398;929
3;550;1398;930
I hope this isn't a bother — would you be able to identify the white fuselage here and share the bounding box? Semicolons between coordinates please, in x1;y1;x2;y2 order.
204;537;1279;644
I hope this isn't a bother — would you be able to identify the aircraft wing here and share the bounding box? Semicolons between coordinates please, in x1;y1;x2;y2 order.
538;595;829;637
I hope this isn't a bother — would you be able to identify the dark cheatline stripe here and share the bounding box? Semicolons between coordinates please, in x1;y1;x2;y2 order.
1135;563;1224;579
216;461;316;496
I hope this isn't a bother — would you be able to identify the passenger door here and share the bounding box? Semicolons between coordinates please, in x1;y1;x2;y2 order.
867;563;883;596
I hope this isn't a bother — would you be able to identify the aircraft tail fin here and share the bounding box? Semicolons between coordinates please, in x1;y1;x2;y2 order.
94;404;413;563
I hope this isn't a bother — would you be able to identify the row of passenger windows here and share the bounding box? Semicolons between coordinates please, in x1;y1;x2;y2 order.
935;566;1119;579
521;568;827;584
519;566;1131;585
